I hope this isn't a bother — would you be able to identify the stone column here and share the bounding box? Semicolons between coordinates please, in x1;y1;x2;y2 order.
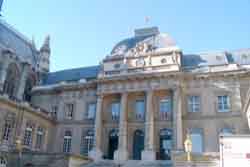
89;95;104;161
142;90;156;160
114;92;128;161
16;63;29;101
173;87;183;150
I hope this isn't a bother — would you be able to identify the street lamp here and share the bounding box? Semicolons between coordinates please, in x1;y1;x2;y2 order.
184;133;192;162
16;138;23;167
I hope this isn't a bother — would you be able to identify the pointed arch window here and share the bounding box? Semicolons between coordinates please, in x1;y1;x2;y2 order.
23;75;36;102
3;63;20;99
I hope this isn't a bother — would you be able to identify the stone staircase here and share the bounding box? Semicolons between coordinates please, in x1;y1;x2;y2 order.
81;160;173;167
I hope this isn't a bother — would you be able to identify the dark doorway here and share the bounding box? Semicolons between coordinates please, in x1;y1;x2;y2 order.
159;129;172;160
108;129;118;159
133;130;144;160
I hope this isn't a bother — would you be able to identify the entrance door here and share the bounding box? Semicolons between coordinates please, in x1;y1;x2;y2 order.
133;130;144;160
108;129;118;159
159;129;172;160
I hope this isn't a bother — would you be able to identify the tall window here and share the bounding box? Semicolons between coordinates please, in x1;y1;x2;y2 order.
0;157;7;167
111;102;120;121
51;106;58;119
23;124;33;147
86;103;96;120
159;97;172;120
218;95;230;112
135;100;145;120
65;104;74;120
63;131;72;153
188;96;200;112
35;127;44;149
190;129;203;153
2;121;12;141
23;77;35;102
80;130;94;156
3;63;20;99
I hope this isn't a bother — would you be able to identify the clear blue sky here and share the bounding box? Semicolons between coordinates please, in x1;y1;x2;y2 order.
2;0;250;72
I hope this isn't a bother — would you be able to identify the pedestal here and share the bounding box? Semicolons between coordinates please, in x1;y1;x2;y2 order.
114;149;129;161
89;148;103;161
141;150;156;161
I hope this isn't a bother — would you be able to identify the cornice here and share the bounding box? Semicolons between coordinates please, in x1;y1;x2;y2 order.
0;95;55;124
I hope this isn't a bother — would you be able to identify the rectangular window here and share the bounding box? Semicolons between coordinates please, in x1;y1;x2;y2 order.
190;129;203;153
159;97;172;120
111;102;120;120
218;95;230;112
35;127;44;149
87;103;96;120
23;127;33;147
51;106;58;119
2;121;11;141
65;103;74;120
135;99;145;120
188;96;201;112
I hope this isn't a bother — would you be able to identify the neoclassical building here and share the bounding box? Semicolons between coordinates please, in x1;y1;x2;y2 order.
1;17;250;166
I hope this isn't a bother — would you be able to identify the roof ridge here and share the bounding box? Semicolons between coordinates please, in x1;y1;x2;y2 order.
0;18;34;47
49;65;100;74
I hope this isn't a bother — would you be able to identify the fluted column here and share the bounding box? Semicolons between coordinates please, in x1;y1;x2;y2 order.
89;95;103;161
114;92;128;161
173;87;183;150
142;90;156;160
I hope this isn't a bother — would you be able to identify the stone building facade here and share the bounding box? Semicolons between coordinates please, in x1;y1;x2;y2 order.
0;18;250;166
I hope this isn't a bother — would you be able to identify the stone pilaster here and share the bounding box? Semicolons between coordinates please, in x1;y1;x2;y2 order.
89;95;103;161
114;92;129;161
16;63;30;101
142;90;156;160
173;87;183;150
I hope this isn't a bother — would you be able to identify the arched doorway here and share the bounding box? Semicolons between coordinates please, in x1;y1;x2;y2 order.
133;130;144;160
159;129;172;160
108;129;118;159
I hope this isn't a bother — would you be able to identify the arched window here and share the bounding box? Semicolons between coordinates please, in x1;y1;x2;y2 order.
0;157;7;167
3;63;20;98
63;130;72;153
80;130;94;156
23;76;36;102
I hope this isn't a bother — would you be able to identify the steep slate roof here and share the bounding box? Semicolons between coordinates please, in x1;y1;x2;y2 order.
182;49;250;69
0;19;38;66
182;52;229;68
43;65;100;85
